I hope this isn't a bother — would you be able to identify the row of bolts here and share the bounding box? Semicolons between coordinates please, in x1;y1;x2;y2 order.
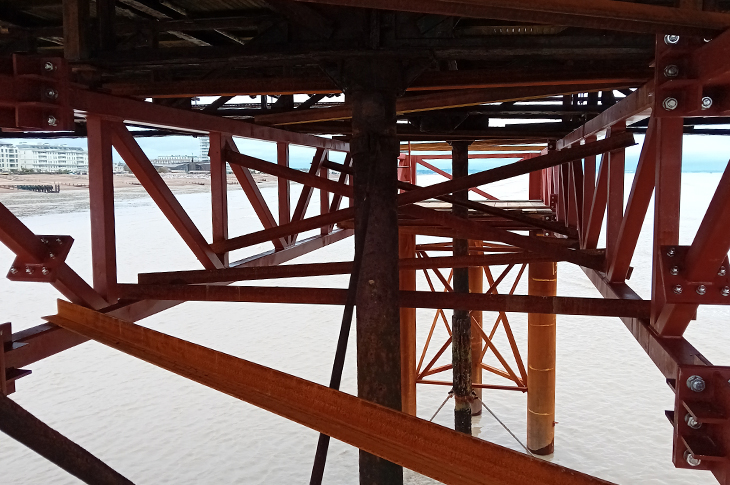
666;246;730;297
8;238;62;276
661;35;714;112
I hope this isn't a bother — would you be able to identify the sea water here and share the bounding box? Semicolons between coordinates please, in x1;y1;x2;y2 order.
0;173;726;484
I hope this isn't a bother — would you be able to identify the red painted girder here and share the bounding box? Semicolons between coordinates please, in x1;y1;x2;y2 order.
692;28;730;86
50;301;614;485
328;154;352;231
607;119;657;282
398;133;635;207
320;163;330;236
570;160;584;242
223;135;286;251
652;118;686;336
290;148;328;243
582;154;608;250
110;122;223;270
4;230;353;370
210;132;229;266
558;82;653;149
277;142;291;244
0;204;106;309
69;87;348;152
605;122;627;269
415;158;496;200
581;136;597;240
87;116;118;303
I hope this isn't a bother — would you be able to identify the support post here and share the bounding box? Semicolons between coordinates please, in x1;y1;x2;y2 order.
277;142;291;245
62;0;90;60
527;258;557;455
399;231;417;416
210;132;229;266
349;59;403;485
451;140;472;434
469;240;483;412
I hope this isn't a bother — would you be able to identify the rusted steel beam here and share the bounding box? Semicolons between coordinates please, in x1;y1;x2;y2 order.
255;83;635;126
4;231;352;371
0;393;134;485
115;284;649;318
412;158;495;200
290;148;328;243
210;132;229;266
62;0;89;60
582;154;608;250
558;82;653;149
418;381;527;392
0;203;106;310
293;0;730;35
87;115;118;303
397;133;635;207
605;122;626;269
277;142;291;245
110;122;223;270
223;136;286;251
69;88;348;152
607;119;657;281
49;301;614;485
581;136;597;241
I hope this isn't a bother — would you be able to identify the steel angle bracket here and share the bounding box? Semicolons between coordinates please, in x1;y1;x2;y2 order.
6;235;74;283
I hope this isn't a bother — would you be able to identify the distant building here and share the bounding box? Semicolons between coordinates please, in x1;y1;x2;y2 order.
0;143;19;172
199;137;210;161
15;143;88;173
152;154;209;173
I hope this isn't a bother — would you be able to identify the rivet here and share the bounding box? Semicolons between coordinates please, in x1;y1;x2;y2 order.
696;285;707;296
664;34;680;45
667;247;676;257
701;97;713;110
43;61;55;71
719;266;727;277
9;267;18;275
664;65;679;78
55;238;62;244
368;279;375;285
670;266;679;276
41;238;48;244
41;267;49;275
49;253;55;259
721;286;730;297
45;88;58;100
663;97;679;111
25;267;33;275
687;375;706;393
673;284;683;294
47;115;57;126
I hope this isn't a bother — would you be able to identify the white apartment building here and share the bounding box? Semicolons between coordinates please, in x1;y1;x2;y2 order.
0;143;19;172
15;143;88;173
199;136;210;161
152;155;200;167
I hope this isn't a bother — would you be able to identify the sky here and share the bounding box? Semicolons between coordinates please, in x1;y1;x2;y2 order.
2;130;730;173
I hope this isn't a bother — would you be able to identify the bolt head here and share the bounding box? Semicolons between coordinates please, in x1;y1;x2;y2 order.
664;65;679;78
673;284;683;295
43;61;55;71
684;450;702;467
663;97;679;111
55;238;62;244
721;286;730;297
667;247;676;257
685;413;702;429
719;266;727;277
687;375;706;393
40;238;48;244
45;88;58;100
25;267;33;275
9;267;18;274
701;97;713;110
664;34;680;45
696;285;707;296
41;267;49;275
48;253;55;259
46;115;57;126
670;266;679;276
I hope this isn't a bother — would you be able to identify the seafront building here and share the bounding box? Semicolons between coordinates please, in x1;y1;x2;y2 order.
0;143;19;172
0;143;89;173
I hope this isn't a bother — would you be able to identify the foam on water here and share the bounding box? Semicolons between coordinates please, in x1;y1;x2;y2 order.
0;173;725;484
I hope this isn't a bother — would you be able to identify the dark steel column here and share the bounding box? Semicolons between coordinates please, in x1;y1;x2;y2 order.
350;60;403;485
451;141;472;434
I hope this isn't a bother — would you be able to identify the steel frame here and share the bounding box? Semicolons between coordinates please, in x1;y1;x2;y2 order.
1;23;730;485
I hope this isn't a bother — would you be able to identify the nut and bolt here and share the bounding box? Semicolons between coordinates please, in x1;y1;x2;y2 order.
701;97;713;110
45;88;58;100
667;247;676;257
719;266;727;276
9;267;18;275
696;285;707;296
721;286;730;297
41;267;50;276
43;61;55;71
25;267;33;275
55;238;62;244
663;97;679;111
47;115;57;127
48;252;55;259
670;266;680;276
664;65;679;78
687;375;706;393
685;413;702;429
673;284;683;295
40;238;48;244
684;450;702;467
664;34;680;45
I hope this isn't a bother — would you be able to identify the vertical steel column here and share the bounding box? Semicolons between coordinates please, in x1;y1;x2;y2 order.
277;142;291;245
606;122;626;265
451;140;472;434
87;115;117;303
350;61;403;485
399;154;417;416
320;161;330;236
527;258;557;455
210;132;229;266
469;240;483;412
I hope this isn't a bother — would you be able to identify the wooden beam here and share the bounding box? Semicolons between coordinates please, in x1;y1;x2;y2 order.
49;301;614;485
62;0;89;60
